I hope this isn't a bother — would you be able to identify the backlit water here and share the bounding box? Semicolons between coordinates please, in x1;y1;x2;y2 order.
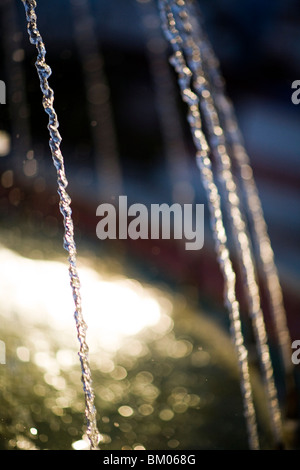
0;229;272;450
7;0;296;450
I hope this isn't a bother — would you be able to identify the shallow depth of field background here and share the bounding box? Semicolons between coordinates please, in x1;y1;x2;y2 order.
0;0;299;450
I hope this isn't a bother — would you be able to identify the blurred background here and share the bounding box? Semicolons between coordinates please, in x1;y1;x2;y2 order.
0;0;299;450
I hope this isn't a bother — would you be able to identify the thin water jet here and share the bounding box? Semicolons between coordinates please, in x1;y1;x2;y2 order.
166;0;283;447
157;0;296;450
187;0;294;408
158;0;260;449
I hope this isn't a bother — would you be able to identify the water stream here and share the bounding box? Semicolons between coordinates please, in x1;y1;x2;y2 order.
188;0;293;383
158;0;261;450
20;0;100;450
168;0;284;447
15;0;295;451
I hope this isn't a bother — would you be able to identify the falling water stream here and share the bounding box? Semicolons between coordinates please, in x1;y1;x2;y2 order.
157;0;289;449
157;0;260;449
15;0;296;451
187;1;293;383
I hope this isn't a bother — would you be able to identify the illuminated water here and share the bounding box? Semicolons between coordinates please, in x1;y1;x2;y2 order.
0;230;273;450
187;1;292;378
12;0;295;451
21;0;99;449
158;0;260;449
158;0;287;448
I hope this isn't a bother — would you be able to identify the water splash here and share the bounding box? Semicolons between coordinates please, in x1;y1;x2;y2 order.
158;0;259;450
20;0;100;450
164;0;283;447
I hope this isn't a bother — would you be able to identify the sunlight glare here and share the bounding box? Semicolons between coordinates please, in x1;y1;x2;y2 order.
0;246;163;352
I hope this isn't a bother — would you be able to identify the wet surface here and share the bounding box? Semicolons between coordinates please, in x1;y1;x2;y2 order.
0;0;299;453
0;230;273;450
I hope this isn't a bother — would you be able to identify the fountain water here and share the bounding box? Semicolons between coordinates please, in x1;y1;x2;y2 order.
20;0;100;450
9;0;296;451
158;0;285;448
187;0;294;403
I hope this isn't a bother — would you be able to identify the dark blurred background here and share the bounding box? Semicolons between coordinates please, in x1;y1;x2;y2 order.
0;0;299;346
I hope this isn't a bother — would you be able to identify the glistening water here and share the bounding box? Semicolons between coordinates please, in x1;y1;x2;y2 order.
20;0;99;448
0;0;296;451
0;229;272;450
